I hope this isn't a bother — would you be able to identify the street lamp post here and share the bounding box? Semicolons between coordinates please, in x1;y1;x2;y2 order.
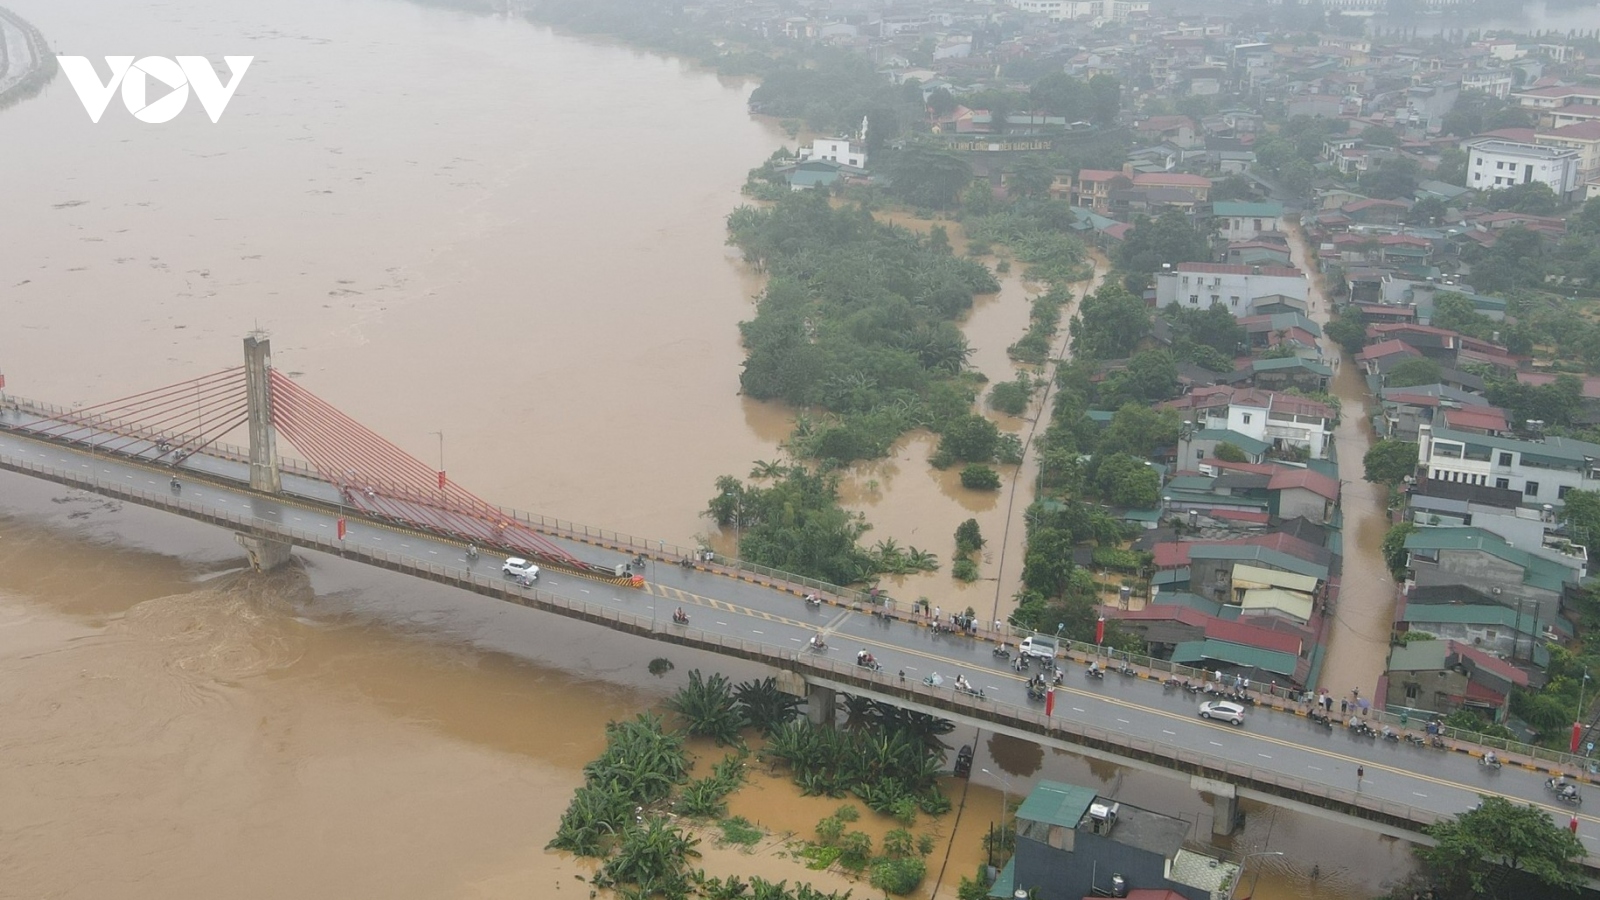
1228;851;1284;900
1579;670;1592;726
980;768;1014;847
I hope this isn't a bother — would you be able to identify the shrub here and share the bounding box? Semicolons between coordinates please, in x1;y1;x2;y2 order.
952;558;980;581
917;833;937;856
869;856;927;894
960;464;1002;490
883;828;916;858
717;816;763;846
815;814;846;846
833;804;860;823
955;518;985;555
989;379;1031;415
1212;441;1248;462
838;831;873;870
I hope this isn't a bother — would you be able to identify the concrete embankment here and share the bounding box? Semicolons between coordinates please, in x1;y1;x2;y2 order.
0;5;57;110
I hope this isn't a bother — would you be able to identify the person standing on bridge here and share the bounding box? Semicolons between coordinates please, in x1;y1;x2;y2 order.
1356;765;1364;789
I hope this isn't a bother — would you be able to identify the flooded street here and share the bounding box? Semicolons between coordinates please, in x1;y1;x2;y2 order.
1287;224;1397;698
0;1;1407;896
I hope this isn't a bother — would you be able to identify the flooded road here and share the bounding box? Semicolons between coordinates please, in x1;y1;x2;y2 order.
0;1;1409;896
1287;224;1397;698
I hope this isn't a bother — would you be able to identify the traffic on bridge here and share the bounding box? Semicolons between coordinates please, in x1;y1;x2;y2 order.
5;351;1600;866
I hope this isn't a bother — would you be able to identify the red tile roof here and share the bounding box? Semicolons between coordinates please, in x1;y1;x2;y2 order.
1206;618;1304;655
1518;372;1600;399
1268;468;1340;501
1440;406;1509;432
1209;509;1270;524
1449;640;1531;687
1176;262;1304;278
1357;339;1421;361
1154;543;1191;568
1541;120;1600;140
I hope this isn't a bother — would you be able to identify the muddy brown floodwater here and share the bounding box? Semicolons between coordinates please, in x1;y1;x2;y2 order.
0;0;1412;896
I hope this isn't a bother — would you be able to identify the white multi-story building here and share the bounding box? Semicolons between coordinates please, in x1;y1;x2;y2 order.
1009;0;1102;19
798;138;865;170
1461;70;1514;100
1171;387;1336;459
1154;262;1309;316
1417;424;1600;508
1466;139;1581;198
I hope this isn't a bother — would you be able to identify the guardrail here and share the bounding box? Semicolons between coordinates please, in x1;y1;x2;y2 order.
0;449;1561;855
0;408;1589;778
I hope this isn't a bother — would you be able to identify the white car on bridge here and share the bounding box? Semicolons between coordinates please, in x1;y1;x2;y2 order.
1198;700;1246;726
502;558;540;581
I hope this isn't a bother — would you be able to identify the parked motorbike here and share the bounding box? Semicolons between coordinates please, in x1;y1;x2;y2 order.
1163;677;1183;692
1404;733;1426;747
1430;735;1448;750
1381;730;1401;743
1116;663;1137;678
1184;681;1205;695
992;645;1013;660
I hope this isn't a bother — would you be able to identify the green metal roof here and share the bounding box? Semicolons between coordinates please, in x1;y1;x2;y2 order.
1213;201;1284;218
1153;567;1191;586
1194;428;1270;456
1015;780;1098;829
1403;527;1577;592
1427;427;1600;471
1154;591;1224;616
1387;639;1449;672
1189;545;1328;580
1170;639;1298;676
1251;356;1332;376
988;858;1016;899
1167;475;1217;491
1403;602;1574;636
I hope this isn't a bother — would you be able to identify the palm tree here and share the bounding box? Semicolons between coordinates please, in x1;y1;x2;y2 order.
749;459;786;481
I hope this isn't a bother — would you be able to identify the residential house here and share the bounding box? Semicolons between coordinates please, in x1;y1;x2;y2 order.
1404;526;1579;628
1536;120;1600;182
1416;424;1600;508
1210;201;1285;242
1383;639;1532;721
1244;356;1332;393
1153;262;1309;316
989;780;1238;900
798;138;866;169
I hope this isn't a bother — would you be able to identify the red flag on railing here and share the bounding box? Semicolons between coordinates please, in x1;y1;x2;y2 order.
1095;616;1105;645
337;517;346;540
1045;687;1055;717
438;470;447;490
1572;815;1580;835
1573;721;1583;753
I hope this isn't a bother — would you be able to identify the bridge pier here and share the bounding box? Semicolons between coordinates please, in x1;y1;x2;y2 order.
807;683;837;727
235;533;293;572
1192;775;1241;836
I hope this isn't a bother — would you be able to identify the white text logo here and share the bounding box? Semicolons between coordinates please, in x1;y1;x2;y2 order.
57;56;253;123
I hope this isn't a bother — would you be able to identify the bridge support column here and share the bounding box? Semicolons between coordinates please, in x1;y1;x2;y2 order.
244;336;282;494
807;684;837;727
236;533;293;572
1192;775;1240;836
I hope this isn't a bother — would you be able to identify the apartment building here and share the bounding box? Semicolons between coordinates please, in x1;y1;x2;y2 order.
1416;423;1600;507
1154;262;1308;316
1466;139;1582;199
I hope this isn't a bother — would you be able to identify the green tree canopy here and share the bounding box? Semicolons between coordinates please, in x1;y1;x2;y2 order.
1419;795;1586;897
884;142;974;209
1382;522;1416;578
1363;439;1419;485
1385;356;1442;388
1029;72;1090;119
1070;282;1151;361
1088;74;1121;124
1114;209;1211;277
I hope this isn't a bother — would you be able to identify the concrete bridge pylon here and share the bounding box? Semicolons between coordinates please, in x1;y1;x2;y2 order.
244;335;281;494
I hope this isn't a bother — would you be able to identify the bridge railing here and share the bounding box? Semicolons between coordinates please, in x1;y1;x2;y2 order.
0;418;1586;774
25;449;1600;861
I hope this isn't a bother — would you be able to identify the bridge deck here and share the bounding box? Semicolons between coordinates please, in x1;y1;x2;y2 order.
4;415;1600;870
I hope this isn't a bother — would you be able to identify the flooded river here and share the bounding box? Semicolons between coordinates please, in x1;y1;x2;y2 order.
0;1;1408;897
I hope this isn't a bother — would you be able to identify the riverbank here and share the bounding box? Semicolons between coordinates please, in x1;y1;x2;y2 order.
0;5;56;109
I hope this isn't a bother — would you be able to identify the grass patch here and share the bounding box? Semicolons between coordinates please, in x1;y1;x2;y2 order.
802;844;842;870
717;816;764;847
